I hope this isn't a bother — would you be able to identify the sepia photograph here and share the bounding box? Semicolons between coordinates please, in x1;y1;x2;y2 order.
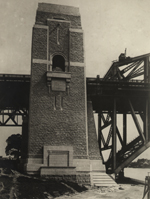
0;0;150;198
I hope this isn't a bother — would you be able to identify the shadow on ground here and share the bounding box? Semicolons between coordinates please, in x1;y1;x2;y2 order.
0;159;88;199
116;177;145;185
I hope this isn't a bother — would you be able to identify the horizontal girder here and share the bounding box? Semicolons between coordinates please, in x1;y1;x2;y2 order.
0;74;30;110
87;79;149;113
88;53;150;176
0;74;30;126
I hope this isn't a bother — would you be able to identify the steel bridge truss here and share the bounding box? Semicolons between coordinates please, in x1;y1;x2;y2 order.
98;101;150;176
87;53;150;177
0;109;28;126
103;53;150;83
0;74;30;126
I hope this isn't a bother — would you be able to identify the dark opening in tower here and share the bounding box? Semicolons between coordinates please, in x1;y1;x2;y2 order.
52;55;65;72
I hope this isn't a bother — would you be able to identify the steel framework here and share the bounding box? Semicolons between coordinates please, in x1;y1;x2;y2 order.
0;74;30;126
0;53;149;178
87;53;150;177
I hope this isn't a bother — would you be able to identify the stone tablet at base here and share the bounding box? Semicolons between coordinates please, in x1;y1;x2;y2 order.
21;3;106;184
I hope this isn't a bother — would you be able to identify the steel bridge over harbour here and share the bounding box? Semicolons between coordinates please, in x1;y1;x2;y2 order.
87;53;150;177
0;53;150;177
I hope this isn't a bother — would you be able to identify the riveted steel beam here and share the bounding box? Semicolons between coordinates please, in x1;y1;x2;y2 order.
128;99;145;142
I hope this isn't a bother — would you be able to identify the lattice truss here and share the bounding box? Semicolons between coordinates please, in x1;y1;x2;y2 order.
0;109;28;126
86;53;150;176
0;74;30;126
98;109;146;174
103;54;150;83
97;54;150;175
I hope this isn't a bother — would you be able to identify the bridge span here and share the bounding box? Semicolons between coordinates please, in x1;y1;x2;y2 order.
87;53;150;177
0;53;150;178
0;74;30;126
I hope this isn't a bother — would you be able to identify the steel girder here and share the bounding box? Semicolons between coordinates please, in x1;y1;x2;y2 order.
87;53;150;177
0;74;30;126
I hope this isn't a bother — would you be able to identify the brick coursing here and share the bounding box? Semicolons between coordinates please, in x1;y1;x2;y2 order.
70;32;84;63
28;63;87;158
41;174;90;184
32;19;84;64
36;11;81;28
38;3;80;17
76;174;90;184
32;28;47;60
48;20;70;61
87;101;101;160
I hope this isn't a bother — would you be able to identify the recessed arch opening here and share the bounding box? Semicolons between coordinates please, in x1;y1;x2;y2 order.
52;55;65;72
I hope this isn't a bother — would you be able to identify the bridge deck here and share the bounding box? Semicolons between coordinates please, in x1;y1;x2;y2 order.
0;53;149;174
0;74;30;110
87;78;150;113
87;53;150;176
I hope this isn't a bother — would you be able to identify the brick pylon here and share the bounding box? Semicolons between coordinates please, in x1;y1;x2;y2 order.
21;3;105;184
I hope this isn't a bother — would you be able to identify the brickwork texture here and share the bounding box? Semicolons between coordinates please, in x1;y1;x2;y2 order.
23;3;103;180
87;101;101;160
28;63;87;158
28;3;87;160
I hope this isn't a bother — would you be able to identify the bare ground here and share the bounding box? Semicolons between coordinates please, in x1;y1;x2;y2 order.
0;168;145;199
56;184;144;199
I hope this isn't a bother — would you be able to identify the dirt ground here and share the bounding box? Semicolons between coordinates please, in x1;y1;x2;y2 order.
0;167;146;199
56;184;144;199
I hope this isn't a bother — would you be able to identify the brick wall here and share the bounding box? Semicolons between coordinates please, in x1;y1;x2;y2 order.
70;32;84;63
36;11;81;28
26;3;89;173
48;20;70;61
28;64;87;158
32;28;47;60
87;101;101;160
32;19;84;64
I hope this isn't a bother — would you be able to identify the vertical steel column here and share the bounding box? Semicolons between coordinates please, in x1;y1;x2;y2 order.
144;56;150;141
112;98;117;172
123;113;127;147
144;57;150;142
129;99;145;142
144;57;149;83
145;99;149;142
2;110;4;124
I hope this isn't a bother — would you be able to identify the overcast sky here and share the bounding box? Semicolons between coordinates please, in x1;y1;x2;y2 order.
0;0;150;158
1;0;150;76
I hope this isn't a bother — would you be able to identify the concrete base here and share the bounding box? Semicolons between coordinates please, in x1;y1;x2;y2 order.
91;171;117;187
20;157;113;185
90;159;105;172
22;158;91;174
40;166;76;175
21;153;106;185
21;156;105;171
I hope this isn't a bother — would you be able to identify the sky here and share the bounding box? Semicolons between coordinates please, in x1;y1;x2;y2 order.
0;0;150;159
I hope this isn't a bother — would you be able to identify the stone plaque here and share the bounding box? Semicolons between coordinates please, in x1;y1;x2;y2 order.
51;79;66;91
49;151;69;167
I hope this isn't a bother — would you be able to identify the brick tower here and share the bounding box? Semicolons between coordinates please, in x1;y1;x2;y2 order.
22;3;105;184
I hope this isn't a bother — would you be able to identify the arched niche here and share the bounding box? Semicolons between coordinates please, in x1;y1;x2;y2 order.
52;55;65;72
